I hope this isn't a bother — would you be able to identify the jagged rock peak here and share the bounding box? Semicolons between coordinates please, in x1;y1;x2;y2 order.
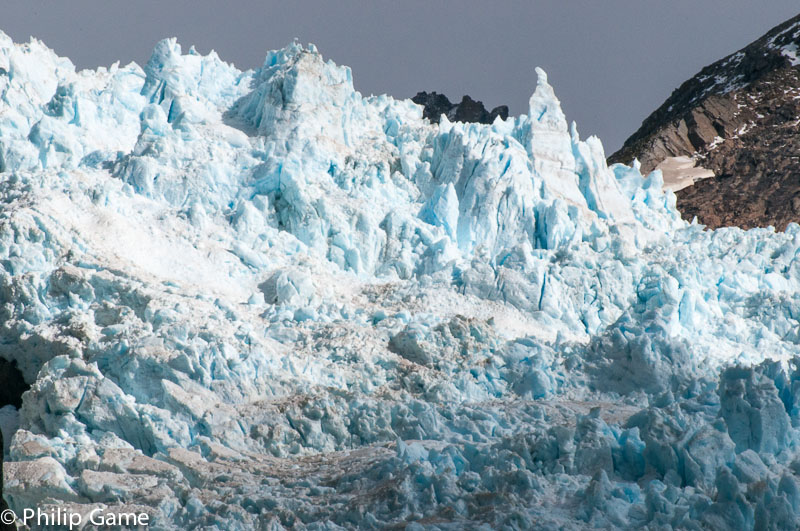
412;91;508;124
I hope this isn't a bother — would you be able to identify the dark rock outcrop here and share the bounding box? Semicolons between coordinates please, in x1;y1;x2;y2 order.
0;359;27;409
610;14;800;230
412;91;508;124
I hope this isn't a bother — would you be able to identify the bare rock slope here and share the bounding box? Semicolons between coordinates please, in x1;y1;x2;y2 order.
610;14;800;230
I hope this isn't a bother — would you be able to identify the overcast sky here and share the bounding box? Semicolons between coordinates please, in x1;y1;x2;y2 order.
3;1;798;152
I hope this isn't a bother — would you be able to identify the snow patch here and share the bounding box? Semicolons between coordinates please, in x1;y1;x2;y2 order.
655;156;715;192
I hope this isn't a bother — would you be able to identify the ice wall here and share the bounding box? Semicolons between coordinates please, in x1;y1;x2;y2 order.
0;32;799;529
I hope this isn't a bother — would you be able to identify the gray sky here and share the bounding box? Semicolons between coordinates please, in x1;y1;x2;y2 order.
3;1;798;152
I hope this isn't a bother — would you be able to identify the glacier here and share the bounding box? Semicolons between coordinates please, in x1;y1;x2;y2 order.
0;31;799;529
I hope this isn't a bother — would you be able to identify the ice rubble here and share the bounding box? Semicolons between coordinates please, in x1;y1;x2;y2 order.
0;32;799;529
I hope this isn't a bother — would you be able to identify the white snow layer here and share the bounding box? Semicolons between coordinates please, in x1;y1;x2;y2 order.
0;33;799;529
781;43;800;66
656;156;715;192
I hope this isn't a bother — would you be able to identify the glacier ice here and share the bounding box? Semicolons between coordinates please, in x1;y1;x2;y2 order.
0;31;800;529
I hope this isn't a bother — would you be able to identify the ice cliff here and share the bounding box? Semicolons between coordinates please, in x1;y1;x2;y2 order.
1;32;800;529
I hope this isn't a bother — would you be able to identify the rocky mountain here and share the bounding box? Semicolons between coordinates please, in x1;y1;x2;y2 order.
412;91;508;124
609;13;800;230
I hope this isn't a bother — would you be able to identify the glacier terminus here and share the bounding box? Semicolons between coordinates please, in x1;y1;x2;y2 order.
0;32;799;529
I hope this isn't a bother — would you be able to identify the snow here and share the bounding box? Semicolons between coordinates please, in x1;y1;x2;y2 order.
780;43;800;66
656;156;715;192
0;32;800;529
767;19;800;67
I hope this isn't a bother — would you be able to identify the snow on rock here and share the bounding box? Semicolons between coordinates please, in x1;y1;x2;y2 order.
656;155;716;192
781;43;800;66
0;31;800;529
